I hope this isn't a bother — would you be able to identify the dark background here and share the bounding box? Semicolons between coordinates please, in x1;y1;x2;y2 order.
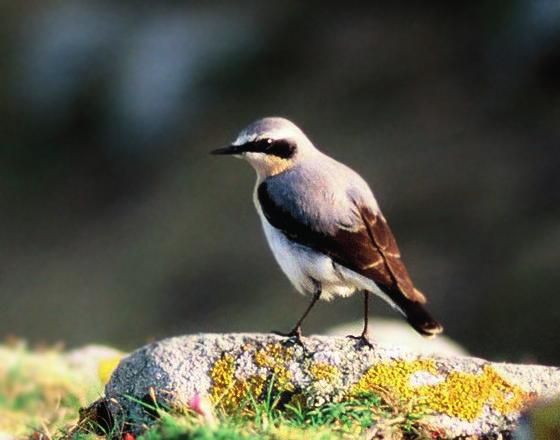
1;1;559;365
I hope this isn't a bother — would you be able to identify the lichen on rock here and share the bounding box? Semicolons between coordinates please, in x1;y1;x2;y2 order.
351;360;531;421
103;333;560;437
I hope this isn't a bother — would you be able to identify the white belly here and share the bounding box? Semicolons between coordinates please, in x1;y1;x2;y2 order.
260;216;381;301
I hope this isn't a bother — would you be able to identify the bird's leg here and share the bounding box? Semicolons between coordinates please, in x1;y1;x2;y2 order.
347;291;374;348
273;285;321;346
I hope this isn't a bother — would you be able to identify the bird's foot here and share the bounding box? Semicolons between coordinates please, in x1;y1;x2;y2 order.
272;327;304;347
346;333;374;349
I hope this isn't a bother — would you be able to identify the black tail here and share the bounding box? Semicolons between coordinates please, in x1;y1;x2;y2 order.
380;290;442;337
400;299;443;338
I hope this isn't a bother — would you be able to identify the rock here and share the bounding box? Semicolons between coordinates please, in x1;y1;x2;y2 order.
104;333;560;437
326;318;469;357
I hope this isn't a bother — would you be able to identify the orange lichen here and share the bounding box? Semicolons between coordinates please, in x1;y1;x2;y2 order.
352;360;530;421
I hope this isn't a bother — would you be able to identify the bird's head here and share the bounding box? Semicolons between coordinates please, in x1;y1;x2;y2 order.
211;117;316;178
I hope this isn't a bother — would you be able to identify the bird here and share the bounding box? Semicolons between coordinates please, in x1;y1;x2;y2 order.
211;117;443;346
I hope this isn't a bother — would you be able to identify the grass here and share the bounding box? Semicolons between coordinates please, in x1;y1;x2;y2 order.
74;378;433;440
0;341;118;439
74;396;431;440
0;342;434;440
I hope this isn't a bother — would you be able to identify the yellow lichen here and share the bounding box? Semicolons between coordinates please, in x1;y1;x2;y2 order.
254;343;294;391
353;360;436;400
351;360;531;421
254;343;294;366
310;363;339;383
210;344;297;413
210;354;266;412
427;366;530;420
210;354;235;395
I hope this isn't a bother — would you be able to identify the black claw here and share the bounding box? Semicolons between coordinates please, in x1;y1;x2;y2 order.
271;328;305;347
346;333;374;349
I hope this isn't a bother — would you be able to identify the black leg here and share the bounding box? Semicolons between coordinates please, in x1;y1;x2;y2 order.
273;284;321;346
347;291;374;348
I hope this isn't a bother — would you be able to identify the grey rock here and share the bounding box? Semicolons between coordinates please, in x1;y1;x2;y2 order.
326;318;469;357
105;333;560;437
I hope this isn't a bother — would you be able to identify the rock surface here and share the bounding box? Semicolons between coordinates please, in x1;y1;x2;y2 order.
326;318;469;357
105;333;560;437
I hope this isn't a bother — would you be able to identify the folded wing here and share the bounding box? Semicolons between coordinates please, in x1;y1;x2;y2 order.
257;179;442;337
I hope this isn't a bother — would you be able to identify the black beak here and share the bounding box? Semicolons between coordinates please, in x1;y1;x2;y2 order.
210;145;242;155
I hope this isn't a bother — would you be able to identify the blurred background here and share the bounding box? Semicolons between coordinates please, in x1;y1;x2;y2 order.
0;1;559;365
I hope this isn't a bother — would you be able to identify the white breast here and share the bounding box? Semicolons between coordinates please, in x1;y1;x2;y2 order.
256;209;365;302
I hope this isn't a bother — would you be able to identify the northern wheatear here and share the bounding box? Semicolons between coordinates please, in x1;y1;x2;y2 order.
211;117;443;346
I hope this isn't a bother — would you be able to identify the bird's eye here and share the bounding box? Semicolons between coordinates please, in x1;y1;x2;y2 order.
254;138;273;152
251;138;296;159
266;139;296;159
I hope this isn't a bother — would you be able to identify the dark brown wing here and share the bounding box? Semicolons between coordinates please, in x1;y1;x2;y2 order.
357;206;427;304
257;181;424;303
